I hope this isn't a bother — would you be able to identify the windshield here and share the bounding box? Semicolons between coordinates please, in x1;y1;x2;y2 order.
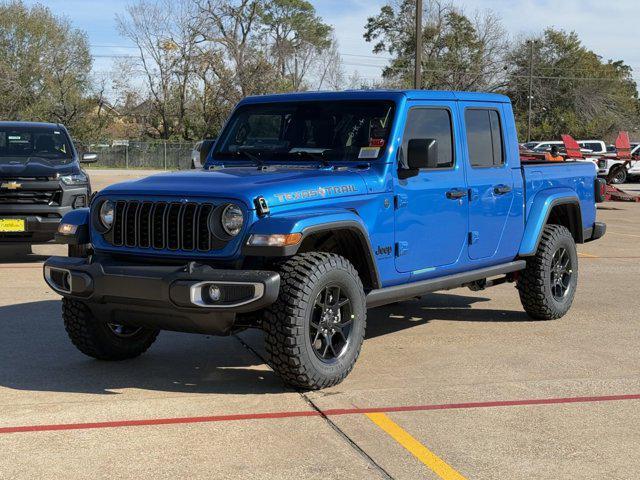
211;101;395;164
0;125;74;166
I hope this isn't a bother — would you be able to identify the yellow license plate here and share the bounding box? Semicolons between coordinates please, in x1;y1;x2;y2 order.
0;219;26;232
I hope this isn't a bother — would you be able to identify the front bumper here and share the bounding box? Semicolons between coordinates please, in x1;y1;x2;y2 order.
0;212;68;243
43;255;280;335
0;183;88;243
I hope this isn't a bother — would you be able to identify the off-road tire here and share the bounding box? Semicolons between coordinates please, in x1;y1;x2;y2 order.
68;244;90;258
517;225;578;320
263;252;367;390
62;298;159;360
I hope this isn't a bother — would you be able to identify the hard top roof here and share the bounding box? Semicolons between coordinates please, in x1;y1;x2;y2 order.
240;89;511;105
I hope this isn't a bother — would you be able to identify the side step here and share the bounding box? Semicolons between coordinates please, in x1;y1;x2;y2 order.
366;261;526;308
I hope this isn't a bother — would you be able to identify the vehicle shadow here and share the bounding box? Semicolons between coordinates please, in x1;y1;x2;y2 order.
366;292;530;339
0;293;531;397
0;300;287;396
0;245;50;264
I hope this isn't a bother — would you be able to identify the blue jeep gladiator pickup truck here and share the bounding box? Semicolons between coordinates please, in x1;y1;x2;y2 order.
44;90;606;389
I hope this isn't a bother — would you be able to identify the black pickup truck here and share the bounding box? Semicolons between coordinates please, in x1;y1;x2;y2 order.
0;122;96;246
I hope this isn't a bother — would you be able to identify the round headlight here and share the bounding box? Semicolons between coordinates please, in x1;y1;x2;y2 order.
99;200;115;230
221;204;243;236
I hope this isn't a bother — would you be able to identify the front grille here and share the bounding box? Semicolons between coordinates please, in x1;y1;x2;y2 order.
107;200;226;252
0;178;62;205
0;190;61;205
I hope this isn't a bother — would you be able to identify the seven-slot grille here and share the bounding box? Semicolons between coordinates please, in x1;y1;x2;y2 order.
108;200;226;251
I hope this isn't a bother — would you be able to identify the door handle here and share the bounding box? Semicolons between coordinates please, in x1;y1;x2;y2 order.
493;184;512;195
446;189;467;200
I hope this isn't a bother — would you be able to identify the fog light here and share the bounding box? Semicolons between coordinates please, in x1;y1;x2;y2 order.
208;285;221;302
58;223;77;235
73;195;87;209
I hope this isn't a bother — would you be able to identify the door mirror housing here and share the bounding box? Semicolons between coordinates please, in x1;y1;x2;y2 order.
81;152;98;164
407;138;438;169
400;139;438;178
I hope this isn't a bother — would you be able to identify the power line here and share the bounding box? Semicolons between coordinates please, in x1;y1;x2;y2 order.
87;53;640;83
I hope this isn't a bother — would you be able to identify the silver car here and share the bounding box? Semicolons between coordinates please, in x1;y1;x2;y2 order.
190;138;216;169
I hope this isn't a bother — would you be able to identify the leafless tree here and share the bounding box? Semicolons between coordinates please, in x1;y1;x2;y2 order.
116;0;200;139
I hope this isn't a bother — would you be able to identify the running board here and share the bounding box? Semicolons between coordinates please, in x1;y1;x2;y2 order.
366;261;526;308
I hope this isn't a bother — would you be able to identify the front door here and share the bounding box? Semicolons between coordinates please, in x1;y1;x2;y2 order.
460;104;515;260
394;102;468;274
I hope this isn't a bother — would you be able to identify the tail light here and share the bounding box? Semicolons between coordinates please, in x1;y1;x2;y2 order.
594;178;607;203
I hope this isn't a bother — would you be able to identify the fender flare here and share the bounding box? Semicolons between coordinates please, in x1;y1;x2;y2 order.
55;208;90;245
519;189;582;256
243;211;381;289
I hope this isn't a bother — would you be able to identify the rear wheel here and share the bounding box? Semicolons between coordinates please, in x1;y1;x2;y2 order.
62;298;159;360
263;253;366;390
607;165;627;184
517;225;578;320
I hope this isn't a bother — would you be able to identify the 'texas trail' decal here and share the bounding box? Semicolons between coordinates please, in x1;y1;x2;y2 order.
274;185;357;202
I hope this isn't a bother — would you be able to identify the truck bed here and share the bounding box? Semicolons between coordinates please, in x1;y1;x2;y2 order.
521;161;597;232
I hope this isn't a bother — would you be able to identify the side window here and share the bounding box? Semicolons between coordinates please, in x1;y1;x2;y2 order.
465;109;504;167
402;108;454;169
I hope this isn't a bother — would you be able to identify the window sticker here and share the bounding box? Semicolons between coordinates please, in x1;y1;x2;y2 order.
358;147;380;159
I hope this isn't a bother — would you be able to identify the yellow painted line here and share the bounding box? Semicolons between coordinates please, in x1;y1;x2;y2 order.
366;412;467;480
578;253;599;258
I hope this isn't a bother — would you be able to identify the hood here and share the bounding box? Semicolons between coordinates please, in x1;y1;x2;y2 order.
0;158;78;177
100;165;369;208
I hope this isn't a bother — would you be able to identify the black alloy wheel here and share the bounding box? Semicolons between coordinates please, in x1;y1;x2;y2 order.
309;285;354;362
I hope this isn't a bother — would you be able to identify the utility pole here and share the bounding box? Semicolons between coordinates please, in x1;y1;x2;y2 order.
526;40;535;142
414;0;423;89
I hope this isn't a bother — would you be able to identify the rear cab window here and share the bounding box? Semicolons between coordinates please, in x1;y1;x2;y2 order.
464;109;504;168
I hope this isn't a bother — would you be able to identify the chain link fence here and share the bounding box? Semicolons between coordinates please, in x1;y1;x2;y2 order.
84;142;194;170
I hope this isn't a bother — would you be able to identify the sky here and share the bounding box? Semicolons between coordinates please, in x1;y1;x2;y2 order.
25;0;640;85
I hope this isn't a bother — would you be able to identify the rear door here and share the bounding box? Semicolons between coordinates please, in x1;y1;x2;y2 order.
394;102;468;273
460;104;515;260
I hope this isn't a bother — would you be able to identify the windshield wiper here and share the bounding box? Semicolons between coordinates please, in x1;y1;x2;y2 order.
289;150;331;167
237;147;264;167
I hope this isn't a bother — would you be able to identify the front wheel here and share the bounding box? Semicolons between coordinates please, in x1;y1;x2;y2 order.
62;298;159;360
263;253;367;390
517;225;578;320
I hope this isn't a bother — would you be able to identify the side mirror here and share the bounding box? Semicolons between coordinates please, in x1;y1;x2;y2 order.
81;152;98;164
407;138;438;169
200;138;217;164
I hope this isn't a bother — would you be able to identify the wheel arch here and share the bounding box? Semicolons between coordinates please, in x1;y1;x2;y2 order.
296;222;381;291
519;190;583;256
243;216;381;291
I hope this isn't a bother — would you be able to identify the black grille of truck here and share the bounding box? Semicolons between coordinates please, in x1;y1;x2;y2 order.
107;200;226;251
0;178;61;205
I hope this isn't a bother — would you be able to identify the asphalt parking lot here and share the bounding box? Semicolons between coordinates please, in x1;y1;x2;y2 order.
1;170;639;479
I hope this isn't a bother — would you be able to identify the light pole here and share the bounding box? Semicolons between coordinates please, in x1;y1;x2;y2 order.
414;0;423;89
526;39;538;142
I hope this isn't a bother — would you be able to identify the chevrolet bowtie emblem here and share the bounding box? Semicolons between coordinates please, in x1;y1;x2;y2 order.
1;182;22;190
